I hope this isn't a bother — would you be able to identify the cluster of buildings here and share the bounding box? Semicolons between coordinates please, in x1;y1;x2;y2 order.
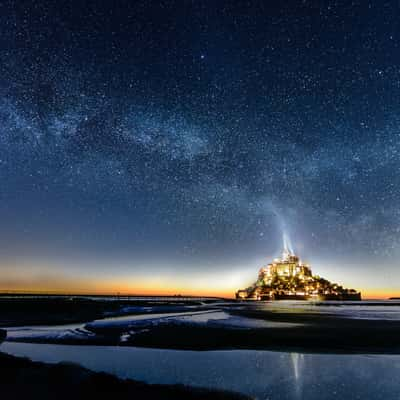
236;246;361;301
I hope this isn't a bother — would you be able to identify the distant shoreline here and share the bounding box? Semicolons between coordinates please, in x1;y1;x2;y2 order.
0;292;230;300
0;292;394;301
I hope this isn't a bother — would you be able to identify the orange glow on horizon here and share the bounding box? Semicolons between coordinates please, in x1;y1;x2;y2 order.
0;262;398;300
0;287;236;298
0;278;237;298
0;282;398;300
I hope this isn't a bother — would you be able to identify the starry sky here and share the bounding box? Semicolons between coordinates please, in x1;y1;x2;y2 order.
1;1;400;297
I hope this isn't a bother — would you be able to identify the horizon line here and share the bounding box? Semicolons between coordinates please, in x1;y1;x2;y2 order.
0;289;395;301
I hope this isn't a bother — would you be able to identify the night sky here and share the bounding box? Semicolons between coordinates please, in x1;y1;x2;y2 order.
1;1;400;297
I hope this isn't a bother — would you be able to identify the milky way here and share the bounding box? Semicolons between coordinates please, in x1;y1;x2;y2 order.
1;1;400;288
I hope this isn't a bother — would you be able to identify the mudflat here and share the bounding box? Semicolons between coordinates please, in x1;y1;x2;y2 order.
2;296;400;354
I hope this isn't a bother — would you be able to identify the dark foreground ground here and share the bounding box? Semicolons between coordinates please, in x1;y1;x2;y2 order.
0;341;248;400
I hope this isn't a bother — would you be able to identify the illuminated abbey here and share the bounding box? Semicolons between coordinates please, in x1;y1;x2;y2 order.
236;237;361;301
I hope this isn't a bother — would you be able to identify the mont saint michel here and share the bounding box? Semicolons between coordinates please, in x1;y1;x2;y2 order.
236;240;361;301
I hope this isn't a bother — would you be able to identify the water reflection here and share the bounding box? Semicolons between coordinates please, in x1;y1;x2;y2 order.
290;353;305;399
2;342;400;399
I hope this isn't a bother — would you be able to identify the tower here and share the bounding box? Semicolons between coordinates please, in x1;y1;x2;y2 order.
282;233;293;260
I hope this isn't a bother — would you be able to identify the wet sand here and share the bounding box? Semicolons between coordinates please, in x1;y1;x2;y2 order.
120;316;400;354
3;297;400;354
0;295;216;326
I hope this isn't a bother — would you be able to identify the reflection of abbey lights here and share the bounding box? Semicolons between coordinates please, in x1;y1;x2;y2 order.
236;237;361;301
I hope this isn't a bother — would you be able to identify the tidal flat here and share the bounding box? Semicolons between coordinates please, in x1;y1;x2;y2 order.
3;296;400;353
2;296;400;399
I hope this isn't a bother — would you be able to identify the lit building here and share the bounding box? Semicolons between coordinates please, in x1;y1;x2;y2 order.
258;250;312;285
236;242;361;301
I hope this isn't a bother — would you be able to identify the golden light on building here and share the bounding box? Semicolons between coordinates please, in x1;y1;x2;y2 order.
236;241;361;301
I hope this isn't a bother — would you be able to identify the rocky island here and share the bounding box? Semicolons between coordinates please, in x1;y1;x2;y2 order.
236;242;361;301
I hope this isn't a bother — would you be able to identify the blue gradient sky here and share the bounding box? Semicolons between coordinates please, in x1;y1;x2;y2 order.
1;1;400;298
